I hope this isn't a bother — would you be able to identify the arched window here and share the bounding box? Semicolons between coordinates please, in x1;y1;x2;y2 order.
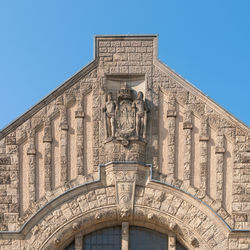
84;227;121;250
64;226;187;250
129;226;167;250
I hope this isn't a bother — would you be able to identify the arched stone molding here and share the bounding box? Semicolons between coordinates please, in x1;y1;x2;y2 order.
158;173;234;228
26;200;228;250
16;163;230;249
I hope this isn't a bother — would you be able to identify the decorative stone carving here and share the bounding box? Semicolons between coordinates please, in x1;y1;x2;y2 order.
147;213;154;220
59;102;69;184
183;109;193;186
43;118;52;192
216;131;225;154
120;207;131;218
200;116;209;141
215;131;225;205
0;156;11;165
102;83;149;162
132;91;148;139
116;180;135;220
32;225;39;235
27;129;36;204
116;85;135;141
27;129;36;155
169;222;179;232
54;238;61;246
59;105;68;131
75;92;85;176
1;35;249;249
75;92;84;118
103;92;116;138
200;117;209;195
95;213;102;220
43;118;52;143
104;163;149;187
104;140;146;162
166;93;176;182
190;236;199;248
72;222;80;231
103;82;149;146
5;132;16;145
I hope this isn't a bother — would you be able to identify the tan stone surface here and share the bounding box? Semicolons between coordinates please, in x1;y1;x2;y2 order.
0;35;250;249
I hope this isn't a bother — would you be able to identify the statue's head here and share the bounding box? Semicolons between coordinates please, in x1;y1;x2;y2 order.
137;91;143;100
107;92;113;101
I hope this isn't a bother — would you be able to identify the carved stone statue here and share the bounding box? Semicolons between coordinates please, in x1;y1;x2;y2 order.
132;91;148;139
103;92;116;138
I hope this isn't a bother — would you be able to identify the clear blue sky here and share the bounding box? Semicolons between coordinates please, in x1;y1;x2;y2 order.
0;0;249;129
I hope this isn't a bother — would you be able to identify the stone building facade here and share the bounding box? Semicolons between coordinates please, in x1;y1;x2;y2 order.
0;35;249;249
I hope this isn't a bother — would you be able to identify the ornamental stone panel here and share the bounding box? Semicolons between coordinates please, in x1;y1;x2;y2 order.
0;35;249;249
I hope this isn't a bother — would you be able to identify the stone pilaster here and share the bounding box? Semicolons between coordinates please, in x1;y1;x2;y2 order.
199;117;209;195
59;103;69;185
166;93;176;183
75;93;84;176
122;222;129;250
92;80;100;171
183;110;193;187
215;131;225;206
27;129;36;204
168;233;176;250
43;118;52;192
75;233;83;250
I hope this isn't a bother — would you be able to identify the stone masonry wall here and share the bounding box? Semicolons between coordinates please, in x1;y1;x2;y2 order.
0;35;249;248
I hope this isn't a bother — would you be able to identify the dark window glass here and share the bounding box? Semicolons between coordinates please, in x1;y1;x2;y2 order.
64;226;188;250
64;241;75;250
176;241;188;250
129;226;168;250
84;226;121;250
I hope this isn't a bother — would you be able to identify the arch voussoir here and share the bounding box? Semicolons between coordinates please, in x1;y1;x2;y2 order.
21;178;230;250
